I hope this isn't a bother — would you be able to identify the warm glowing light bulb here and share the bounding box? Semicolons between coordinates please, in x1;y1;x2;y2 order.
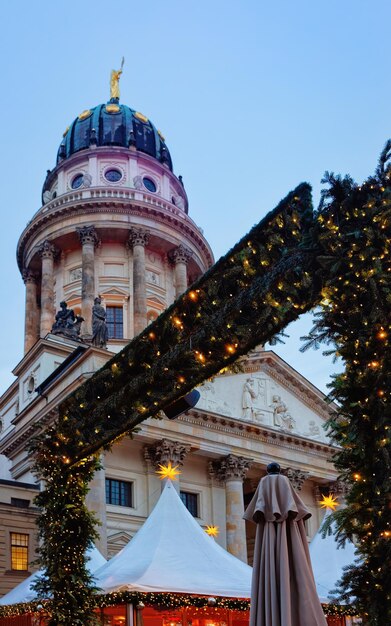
173;317;183;328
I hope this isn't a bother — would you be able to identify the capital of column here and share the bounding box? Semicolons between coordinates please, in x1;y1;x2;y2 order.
209;454;251;483
168;244;192;265
38;240;58;260
282;467;309;491
76;225;100;247
22;268;38;284
313;479;350;502
144;438;191;470
129;228;150;248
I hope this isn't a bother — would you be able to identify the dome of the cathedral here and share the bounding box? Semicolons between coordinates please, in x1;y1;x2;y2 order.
56;102;173;170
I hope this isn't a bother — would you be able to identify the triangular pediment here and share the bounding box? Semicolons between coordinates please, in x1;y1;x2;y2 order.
196;350;332;444
100;287;128;297
107;531;133;558
146;294;165;306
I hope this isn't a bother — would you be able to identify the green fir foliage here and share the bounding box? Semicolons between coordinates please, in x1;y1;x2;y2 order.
303;140;391;625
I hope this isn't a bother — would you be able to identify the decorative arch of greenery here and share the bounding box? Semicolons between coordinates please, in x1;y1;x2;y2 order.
26;144;390;626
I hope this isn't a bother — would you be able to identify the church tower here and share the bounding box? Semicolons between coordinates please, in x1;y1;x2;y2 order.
18;90;213;354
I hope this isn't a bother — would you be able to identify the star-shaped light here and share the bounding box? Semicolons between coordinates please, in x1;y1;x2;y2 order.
205;525;219;537
319;493;339;511
156;462;181;481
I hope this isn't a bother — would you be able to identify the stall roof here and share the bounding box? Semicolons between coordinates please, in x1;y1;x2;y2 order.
309;513;357;603
0;545;106;606
94;480;252;598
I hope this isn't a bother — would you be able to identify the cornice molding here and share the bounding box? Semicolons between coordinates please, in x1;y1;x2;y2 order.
17;194;213;272
180;409;334;460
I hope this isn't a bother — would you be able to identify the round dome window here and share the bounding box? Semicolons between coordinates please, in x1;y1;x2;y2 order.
105;169;122;183
143;177;157;193
71;174;84;189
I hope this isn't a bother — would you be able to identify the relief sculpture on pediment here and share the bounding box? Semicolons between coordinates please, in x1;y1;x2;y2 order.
242;376;268;422
270;394;296;431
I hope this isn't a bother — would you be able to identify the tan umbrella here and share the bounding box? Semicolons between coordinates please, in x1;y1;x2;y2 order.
243;463;327;626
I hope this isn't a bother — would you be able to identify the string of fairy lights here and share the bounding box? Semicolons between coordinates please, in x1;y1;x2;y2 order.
0;593;360;620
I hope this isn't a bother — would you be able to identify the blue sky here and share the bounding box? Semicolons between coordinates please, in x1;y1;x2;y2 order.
0;0;389;393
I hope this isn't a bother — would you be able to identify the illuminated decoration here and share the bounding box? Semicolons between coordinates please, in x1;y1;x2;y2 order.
0;591;360;619
319;494;339;512
27;142;391;625
376;328;388;340
156;462;181;481
205;525;220;537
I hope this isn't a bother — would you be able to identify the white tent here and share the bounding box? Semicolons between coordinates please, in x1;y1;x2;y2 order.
309;514;356;603
94;480;252;598
0;545;106;606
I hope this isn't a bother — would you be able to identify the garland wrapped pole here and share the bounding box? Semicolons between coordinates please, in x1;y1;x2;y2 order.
27;143;391;625
301;142;391;625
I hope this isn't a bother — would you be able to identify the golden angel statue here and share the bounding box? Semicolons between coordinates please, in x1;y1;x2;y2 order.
110;57;125;100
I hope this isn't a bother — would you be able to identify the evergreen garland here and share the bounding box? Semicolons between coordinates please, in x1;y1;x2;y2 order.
0;592;359;619
301;141;391;625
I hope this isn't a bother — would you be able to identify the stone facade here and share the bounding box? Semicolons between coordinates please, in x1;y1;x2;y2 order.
0;481;39;595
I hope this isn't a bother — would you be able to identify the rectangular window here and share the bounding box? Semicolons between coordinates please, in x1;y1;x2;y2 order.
105;479;132;507
180;491;199;517
11;498;30;508
10;533;29;571
106;306;123;339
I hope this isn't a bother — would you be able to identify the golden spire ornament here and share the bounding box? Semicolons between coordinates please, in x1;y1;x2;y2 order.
110;57;125;101
156;461;181;481
319;493;339;511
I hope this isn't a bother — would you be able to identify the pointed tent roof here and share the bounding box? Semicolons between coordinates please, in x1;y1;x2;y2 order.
0;545;106;606
94;481;252;598
309;513;357;603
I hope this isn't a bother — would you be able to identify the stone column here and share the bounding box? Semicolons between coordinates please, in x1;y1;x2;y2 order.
38;240;58;337
209;454;251;562
85;456;108;557
144;438;191;493
169;244;192;298
22;269;39;353
76;226;99;339
129;228;149;336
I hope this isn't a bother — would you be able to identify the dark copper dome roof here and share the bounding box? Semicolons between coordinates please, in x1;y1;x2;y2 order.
56;102;172;170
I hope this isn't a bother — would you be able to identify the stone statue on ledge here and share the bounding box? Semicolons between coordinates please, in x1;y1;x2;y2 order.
92;297;109;349
51;301;83;341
